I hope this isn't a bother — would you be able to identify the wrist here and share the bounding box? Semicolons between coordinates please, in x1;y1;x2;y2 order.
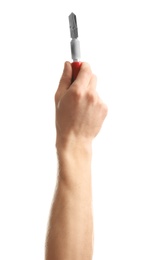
56;136;92;185
56;135;92;157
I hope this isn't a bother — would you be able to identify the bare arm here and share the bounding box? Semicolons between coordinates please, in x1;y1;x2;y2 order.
45;62;108;260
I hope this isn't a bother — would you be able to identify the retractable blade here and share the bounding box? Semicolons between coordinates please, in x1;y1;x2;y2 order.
68;12;82;81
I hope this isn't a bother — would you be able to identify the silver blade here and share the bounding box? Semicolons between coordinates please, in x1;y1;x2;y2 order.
68;12;78;39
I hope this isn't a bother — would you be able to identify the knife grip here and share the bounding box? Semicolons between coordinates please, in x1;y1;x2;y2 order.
71;62;82;82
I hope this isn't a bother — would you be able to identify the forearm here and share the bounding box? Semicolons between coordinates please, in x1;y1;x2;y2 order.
45;140;94;260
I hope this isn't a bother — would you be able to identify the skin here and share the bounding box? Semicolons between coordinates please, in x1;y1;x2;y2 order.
45;61;108;260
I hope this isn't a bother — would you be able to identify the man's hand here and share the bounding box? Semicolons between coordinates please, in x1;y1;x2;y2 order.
45;61;108;260
55;61;108;147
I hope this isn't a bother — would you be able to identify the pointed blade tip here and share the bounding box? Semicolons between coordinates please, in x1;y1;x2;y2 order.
69;12;76;18
68;12;78;39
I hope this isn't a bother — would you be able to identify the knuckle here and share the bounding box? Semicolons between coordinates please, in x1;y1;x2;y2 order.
83;68;92;80
81;64;92;78
82;62;91;70
71;87;84;100
104;104;108;115
97;97;108;116
84;66;91;75
87;91;96;103
101;102;108;116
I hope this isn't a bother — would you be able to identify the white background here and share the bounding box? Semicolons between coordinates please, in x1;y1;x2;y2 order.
0;0;149;259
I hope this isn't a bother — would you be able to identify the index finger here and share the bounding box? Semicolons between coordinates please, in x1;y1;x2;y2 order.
71;62;92;89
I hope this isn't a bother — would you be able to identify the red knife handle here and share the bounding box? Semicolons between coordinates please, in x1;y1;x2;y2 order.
71;61;82;82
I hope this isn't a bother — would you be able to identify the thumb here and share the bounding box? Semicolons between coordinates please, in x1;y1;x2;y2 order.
58;61;72;92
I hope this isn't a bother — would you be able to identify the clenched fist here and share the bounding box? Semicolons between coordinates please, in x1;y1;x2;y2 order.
55;61;108;147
